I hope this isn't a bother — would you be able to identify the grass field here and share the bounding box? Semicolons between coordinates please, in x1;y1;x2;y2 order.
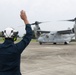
0;38;37;43
0;37;76;43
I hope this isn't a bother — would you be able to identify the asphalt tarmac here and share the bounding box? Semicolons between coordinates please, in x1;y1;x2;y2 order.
21;42;76;75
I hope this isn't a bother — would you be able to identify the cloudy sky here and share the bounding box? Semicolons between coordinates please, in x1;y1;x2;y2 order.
0;0;76;36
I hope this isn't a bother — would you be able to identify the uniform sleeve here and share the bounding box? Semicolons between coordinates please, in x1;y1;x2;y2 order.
15;24;32;53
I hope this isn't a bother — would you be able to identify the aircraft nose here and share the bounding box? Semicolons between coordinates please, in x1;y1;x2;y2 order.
38;37;43;42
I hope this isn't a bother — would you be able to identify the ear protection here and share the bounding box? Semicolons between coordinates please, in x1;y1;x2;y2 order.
2;27;18;41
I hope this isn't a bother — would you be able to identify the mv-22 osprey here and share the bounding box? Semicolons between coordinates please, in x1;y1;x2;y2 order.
31;18;76;45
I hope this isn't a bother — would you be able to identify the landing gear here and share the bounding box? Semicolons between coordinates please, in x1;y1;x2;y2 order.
53;42;56;44
39;42;42;45
64;42;68;45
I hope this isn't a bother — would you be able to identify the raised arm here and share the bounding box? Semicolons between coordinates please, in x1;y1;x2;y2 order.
15;10;32;53
20;10;29;24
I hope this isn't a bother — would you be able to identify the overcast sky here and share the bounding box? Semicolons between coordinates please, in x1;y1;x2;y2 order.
0;0;76;36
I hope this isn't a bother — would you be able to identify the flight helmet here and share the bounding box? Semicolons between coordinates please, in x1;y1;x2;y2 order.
2;27;18;41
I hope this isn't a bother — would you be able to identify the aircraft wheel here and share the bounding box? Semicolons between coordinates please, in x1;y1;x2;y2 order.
39;42;42;45
53;42;56;44
64;42;68;45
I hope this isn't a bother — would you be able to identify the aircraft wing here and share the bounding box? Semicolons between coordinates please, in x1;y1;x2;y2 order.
37;29;72;34
57;30;73;34
37;30;50;33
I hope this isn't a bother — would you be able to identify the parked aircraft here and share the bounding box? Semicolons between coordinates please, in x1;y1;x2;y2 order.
31;18;76;45
0;18;76;45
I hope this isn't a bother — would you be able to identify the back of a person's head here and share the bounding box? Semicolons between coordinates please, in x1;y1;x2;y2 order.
2;27;18;41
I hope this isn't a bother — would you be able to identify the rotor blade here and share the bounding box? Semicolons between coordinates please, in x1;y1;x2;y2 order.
59;19;74;22
60;18;76;22
31;21;42;25
31;21;51;25
31;23;35;25
64;19;75;22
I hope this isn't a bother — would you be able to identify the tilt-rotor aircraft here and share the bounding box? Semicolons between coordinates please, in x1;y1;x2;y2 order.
31;18;76;45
